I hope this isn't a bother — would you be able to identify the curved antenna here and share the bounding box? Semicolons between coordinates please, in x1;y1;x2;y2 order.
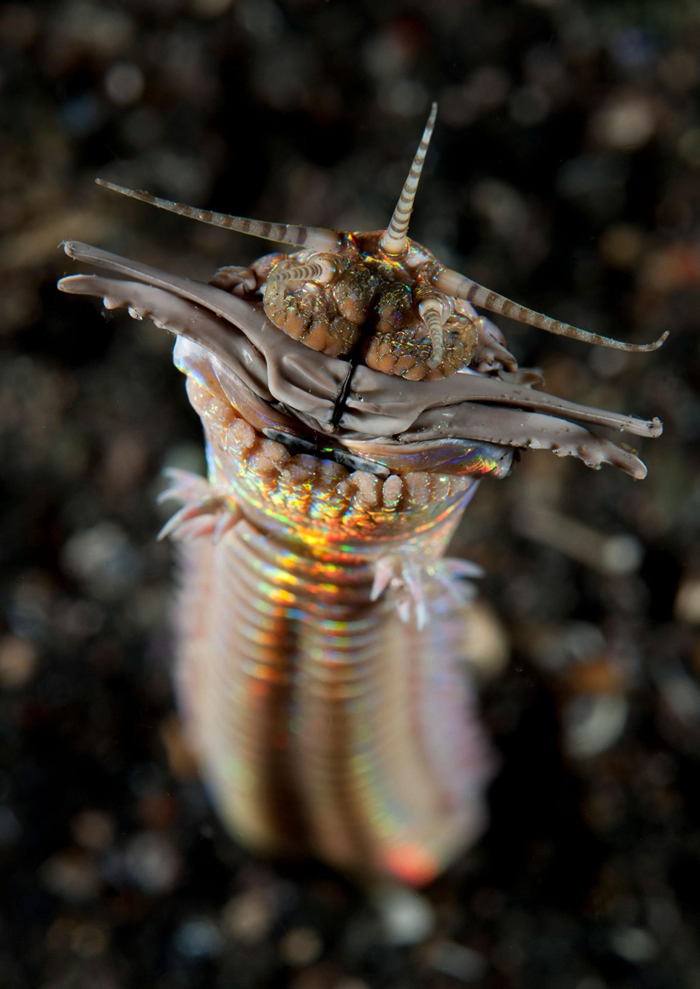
95;179;341;252
435;268;669;353
379;102;438;256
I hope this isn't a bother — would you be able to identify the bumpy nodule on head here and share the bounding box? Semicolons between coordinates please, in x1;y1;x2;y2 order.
96;102;668;381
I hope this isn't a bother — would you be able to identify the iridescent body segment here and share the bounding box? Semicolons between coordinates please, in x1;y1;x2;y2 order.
169;360;493;884
59;103;665;887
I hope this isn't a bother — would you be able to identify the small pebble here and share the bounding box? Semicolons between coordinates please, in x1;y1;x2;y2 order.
424;940;487;982
61;522;140;599
40;850;101;903
71;809;115;851
370;884;435;946
610;926;658;964
173;916;222;958
564;694;629;759
124;831;181;895
0;806;21;846
0;635;37;689
675;578;700;624
221;887;275;942
280;927;323;967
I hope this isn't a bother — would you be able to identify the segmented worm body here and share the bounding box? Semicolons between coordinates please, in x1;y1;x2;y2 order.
59;105;664;886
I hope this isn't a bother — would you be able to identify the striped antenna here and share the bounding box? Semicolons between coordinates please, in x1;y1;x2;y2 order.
379;102;438;256
269;257;338;287
435;268;669;353
95;179;341;252
418;297;447;368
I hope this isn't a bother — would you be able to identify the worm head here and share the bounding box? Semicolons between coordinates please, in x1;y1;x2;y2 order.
96;102;667;381
255;103;480;380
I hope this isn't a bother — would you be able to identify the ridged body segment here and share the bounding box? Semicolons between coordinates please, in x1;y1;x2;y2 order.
171;346;495;885
176;520;492;887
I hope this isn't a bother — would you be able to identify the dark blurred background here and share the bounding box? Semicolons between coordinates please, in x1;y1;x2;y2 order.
1;0;700;986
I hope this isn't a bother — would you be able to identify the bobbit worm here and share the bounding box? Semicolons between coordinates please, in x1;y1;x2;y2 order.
58;104;665;888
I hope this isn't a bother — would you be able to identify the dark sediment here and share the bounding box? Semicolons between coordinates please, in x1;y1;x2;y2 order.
1;2;699;986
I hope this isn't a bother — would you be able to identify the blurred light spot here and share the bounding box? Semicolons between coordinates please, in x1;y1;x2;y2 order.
565;695;628;759
279;927;323;966
610;927;658;964
602;535;644;576
221;888;275;942
174;917;222;958
72;809;115;851
149;151;210;202
371;884;434;945
125;831;181;895
599;223;645;269
675;578;700;624
105;62;144;106
7;577;53;641
0;806;21;846
589;346;629;379
364;26;416;79
677;127;700;168
592;91;656;151
61;522;140;600
425;940;487;981
379;78;428;119
640;244;700;293
40;850;102;903
657;665;700;725
235;0;283;40
509;84;551;127
0;635;37;689
470;179;529;239
460;601;510;679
